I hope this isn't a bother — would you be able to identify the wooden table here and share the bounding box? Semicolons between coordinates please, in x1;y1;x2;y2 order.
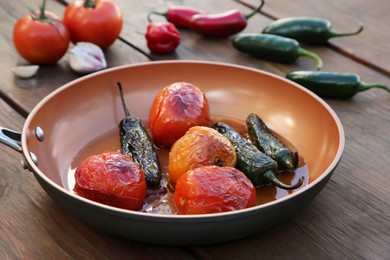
1;0;389;259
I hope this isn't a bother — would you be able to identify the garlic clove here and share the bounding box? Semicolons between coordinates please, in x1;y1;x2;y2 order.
69;42;107;74
12;65;39;78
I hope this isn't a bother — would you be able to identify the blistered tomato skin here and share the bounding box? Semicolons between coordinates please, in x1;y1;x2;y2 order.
168;126;237;184
174;166;256;214
149;82;211;148
74;152;146;210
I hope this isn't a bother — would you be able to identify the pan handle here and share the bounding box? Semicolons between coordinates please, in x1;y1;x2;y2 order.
0;127;23;153
0;127;38;169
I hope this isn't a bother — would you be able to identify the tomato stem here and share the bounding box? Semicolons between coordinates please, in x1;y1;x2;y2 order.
37;0;46;20
84;0;96;8
29;0;67;40
30;0;53;23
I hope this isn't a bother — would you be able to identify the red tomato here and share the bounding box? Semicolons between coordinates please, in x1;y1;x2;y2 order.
149;82;211;148
168;126;236;184
13;10;70;65
74;152;146;210
63;0;123;49
174;166;256;214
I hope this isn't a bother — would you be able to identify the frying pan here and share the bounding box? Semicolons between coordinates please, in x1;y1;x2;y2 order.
0;61;344;245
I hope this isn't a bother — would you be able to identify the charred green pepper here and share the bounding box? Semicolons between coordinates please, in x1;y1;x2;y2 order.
117;82;161;186
232;33;323;70
286;71;390;99
262;17;363;45
246;113;298;170
212;122;303;190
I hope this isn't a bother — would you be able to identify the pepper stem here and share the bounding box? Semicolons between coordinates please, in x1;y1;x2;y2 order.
244;0;265;20
357;82;390;94
147;11;168;23
263;171;304;190
296;48;324;71
329;23;364;39
83;0;96;8
117;82;131;118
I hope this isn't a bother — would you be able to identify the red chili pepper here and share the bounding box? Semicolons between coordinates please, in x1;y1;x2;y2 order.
189;0;265;38
145;22;181;54
148;6;205;28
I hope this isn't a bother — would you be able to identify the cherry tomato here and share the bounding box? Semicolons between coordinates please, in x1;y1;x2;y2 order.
168;126;236;184
74;152;146;210
63;0;123;49
13;5;70;65
174;166;256;214
149;82;211;148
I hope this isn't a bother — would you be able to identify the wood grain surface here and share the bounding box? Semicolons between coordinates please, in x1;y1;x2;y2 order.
0;0;389;259
242;0;390;76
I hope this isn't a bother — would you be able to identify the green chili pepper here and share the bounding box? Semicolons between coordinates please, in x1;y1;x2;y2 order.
232;33;323;70
262;17;364;45
117;82;162;186
286;71;390;99
246;113;298;170
212;122;303;190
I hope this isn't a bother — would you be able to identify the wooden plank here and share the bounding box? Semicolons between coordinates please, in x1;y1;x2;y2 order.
1;0;389;259
110;0;390;258
199;98;390;259
114;0;390;85
116;0;316;67
240;0;390;76
0;100;195;259
0;0;149;116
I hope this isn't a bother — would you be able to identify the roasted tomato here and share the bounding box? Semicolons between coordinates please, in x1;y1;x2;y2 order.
13;5;70;65
63;0;123;49
149;82;211;148
174;166;256;214
74;152;146;210
168;126;236;184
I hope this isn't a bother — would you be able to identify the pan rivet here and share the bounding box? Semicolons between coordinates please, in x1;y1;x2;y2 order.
21;152;38;171
35;127;44;141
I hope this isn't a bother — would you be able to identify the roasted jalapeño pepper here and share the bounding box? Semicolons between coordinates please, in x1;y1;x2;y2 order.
286;71;390;99
212;122;303;190
246;113;298;170
117;82;161;186
262;17;364;45
232;33;323;70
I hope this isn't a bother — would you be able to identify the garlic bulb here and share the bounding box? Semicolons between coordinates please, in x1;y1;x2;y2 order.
12;65;39;78
69;42;107;74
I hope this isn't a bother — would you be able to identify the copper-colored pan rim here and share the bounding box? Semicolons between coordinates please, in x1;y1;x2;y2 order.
22;60;345;219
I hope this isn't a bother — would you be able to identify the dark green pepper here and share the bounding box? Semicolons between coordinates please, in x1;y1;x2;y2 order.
232;33;323;70
246;113;298;170
212;122;303;190
262;17;364;45
117;82;161;186
286;71;390;99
